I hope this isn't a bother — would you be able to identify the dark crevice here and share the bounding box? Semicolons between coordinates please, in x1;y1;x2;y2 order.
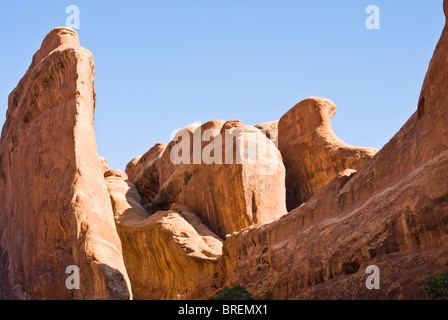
418;97;426;119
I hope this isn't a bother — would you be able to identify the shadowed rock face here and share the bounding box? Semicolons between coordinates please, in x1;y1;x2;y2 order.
0;28;131;300
126;120;287;238
279;97;378;211
221;2;448;299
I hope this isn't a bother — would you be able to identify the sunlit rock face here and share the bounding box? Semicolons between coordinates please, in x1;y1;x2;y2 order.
2;0;448;301
126;120;287;239
0;28;131;300
278;97;378;211
104;169;223;300
221;1;448;299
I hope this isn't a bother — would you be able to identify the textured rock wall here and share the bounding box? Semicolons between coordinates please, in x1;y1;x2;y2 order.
279;97;378;210
2;1;448;300
126;120;287;238
221;3;448;299
104;170;223;299
255;121;279;146
0;28;131;300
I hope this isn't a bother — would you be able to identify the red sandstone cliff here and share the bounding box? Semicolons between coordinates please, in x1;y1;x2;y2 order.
0;1;448;301
0;28;131;300
221;2;448;299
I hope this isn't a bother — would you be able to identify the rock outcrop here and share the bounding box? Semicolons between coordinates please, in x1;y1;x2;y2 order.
126;120;287;238
0;28;132;300
2;1;448;301
126;143;168;204
221;2;448;299
255;121;279;147
278;97;378;210
99;156;111;174
104;170;223;299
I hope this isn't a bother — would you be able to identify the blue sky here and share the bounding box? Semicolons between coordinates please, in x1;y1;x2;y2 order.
0;1;445;170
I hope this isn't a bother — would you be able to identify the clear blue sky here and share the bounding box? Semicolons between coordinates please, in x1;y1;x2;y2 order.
0;1;444;170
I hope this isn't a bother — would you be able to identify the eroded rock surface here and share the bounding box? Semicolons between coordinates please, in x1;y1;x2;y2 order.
2;1;448;301
279;97;378;210
126;120;287;238
221;2;448;299
255;121;279;147
104;170;223;299
0;28;131;300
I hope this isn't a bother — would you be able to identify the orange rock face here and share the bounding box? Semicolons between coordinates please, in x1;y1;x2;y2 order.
221;3;448;299
255;121;279;147
99;156;111;174
279;97;378;210
126;143;168;204
126;120;287;238
2;1;448;301
104;170;223;299
0;28;131;300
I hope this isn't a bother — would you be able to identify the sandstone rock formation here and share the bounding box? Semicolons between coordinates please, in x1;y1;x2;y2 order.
278;97;378;210
99;156;111;174
2;1;448;301
104;170;223;299
0;28;131;300
221;2;448;299
255;121;279;147
126;120;287;238
126;142;168;204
